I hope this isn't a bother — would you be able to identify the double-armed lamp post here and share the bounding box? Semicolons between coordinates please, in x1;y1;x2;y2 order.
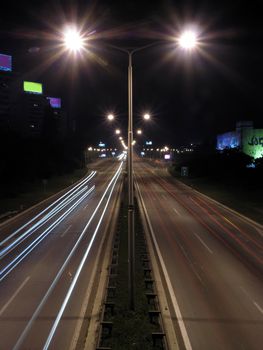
63;26;198;310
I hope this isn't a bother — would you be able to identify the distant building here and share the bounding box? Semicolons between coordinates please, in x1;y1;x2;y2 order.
0;71;12;130
217;121;263;159
0;52;67;139
13;88;47;137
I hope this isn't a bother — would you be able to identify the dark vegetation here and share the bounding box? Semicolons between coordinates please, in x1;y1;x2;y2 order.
0;124;87;214
0;126;85;185
170;147;263;186
169;146;263;223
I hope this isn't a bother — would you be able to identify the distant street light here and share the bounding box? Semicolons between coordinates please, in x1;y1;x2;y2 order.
143;113;150;120
137;129;142;135
107;113;114;121
115;129;121;135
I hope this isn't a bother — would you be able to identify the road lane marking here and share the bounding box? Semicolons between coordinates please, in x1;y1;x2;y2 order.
179;243;204;285
223;216;242;232
173;208;180;216
60;225;72;237
0;276;30;316
193;232;213;254
136;183;192;350
240;286;263;315
254;302;263;315
83;204;89;210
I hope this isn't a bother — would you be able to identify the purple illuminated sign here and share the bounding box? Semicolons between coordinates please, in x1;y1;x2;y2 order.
217;131;240;150
47;97;61;108
0;54;12;71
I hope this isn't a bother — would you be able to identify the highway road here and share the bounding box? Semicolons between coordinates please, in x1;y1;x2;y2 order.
0;158;124;349
135;158;263;350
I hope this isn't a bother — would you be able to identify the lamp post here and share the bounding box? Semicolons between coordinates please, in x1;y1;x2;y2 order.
106;43;157;310
63;27;198;311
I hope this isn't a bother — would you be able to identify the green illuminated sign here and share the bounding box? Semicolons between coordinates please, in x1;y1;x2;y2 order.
242;129;263;159
23;81;43;94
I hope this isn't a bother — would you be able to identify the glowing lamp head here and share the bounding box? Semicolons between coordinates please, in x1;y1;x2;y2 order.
115;129;121;135
178;30;197;50
107;114;114;121
143;113;150;120
64;27;84;52
137;129;142;135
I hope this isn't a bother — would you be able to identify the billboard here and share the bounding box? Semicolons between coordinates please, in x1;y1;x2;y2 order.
47;97;61;108
0;54;12;71
217;131;240;150
23;81;43;94
242;129;263;159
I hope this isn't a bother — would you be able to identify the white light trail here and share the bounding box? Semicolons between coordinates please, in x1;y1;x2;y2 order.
0;185;89;259
0;186;95;282
43;165;122;349
0;171;96;248
13;162;123;350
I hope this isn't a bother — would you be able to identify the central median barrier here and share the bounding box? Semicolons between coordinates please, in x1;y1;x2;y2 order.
87;177;172;350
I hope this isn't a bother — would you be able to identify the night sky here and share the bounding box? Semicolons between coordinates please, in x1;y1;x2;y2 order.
1;0;263;148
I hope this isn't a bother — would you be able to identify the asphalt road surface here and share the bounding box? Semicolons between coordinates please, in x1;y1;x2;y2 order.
0;158;123;349
135;158;263;350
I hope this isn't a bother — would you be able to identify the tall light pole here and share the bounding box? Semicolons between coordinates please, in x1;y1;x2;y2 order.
63;27;198;311
107;43;158;310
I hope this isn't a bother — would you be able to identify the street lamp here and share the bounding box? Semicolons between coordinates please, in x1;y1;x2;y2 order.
103;36;199;310
63;26;84;52
178;29;198;50
62;27;199;311
107;113;114;121
115;129;121;135
137;129;142;135
143;113;150;120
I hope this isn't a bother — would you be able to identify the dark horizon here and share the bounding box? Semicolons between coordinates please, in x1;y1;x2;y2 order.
1;0;263;148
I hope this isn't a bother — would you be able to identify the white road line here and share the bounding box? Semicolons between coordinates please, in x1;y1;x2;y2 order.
60;225;72;238
173;208;180;216
179;243;204;284
0;276;30;316
136;184;192;350
254;302;263;315
193;232;213;254
240;286;263;315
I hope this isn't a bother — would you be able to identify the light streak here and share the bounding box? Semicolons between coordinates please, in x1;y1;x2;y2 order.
0;185;89;258
0;171;96;247
13;162;123;350
0;186;95;282
43;165;121;349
